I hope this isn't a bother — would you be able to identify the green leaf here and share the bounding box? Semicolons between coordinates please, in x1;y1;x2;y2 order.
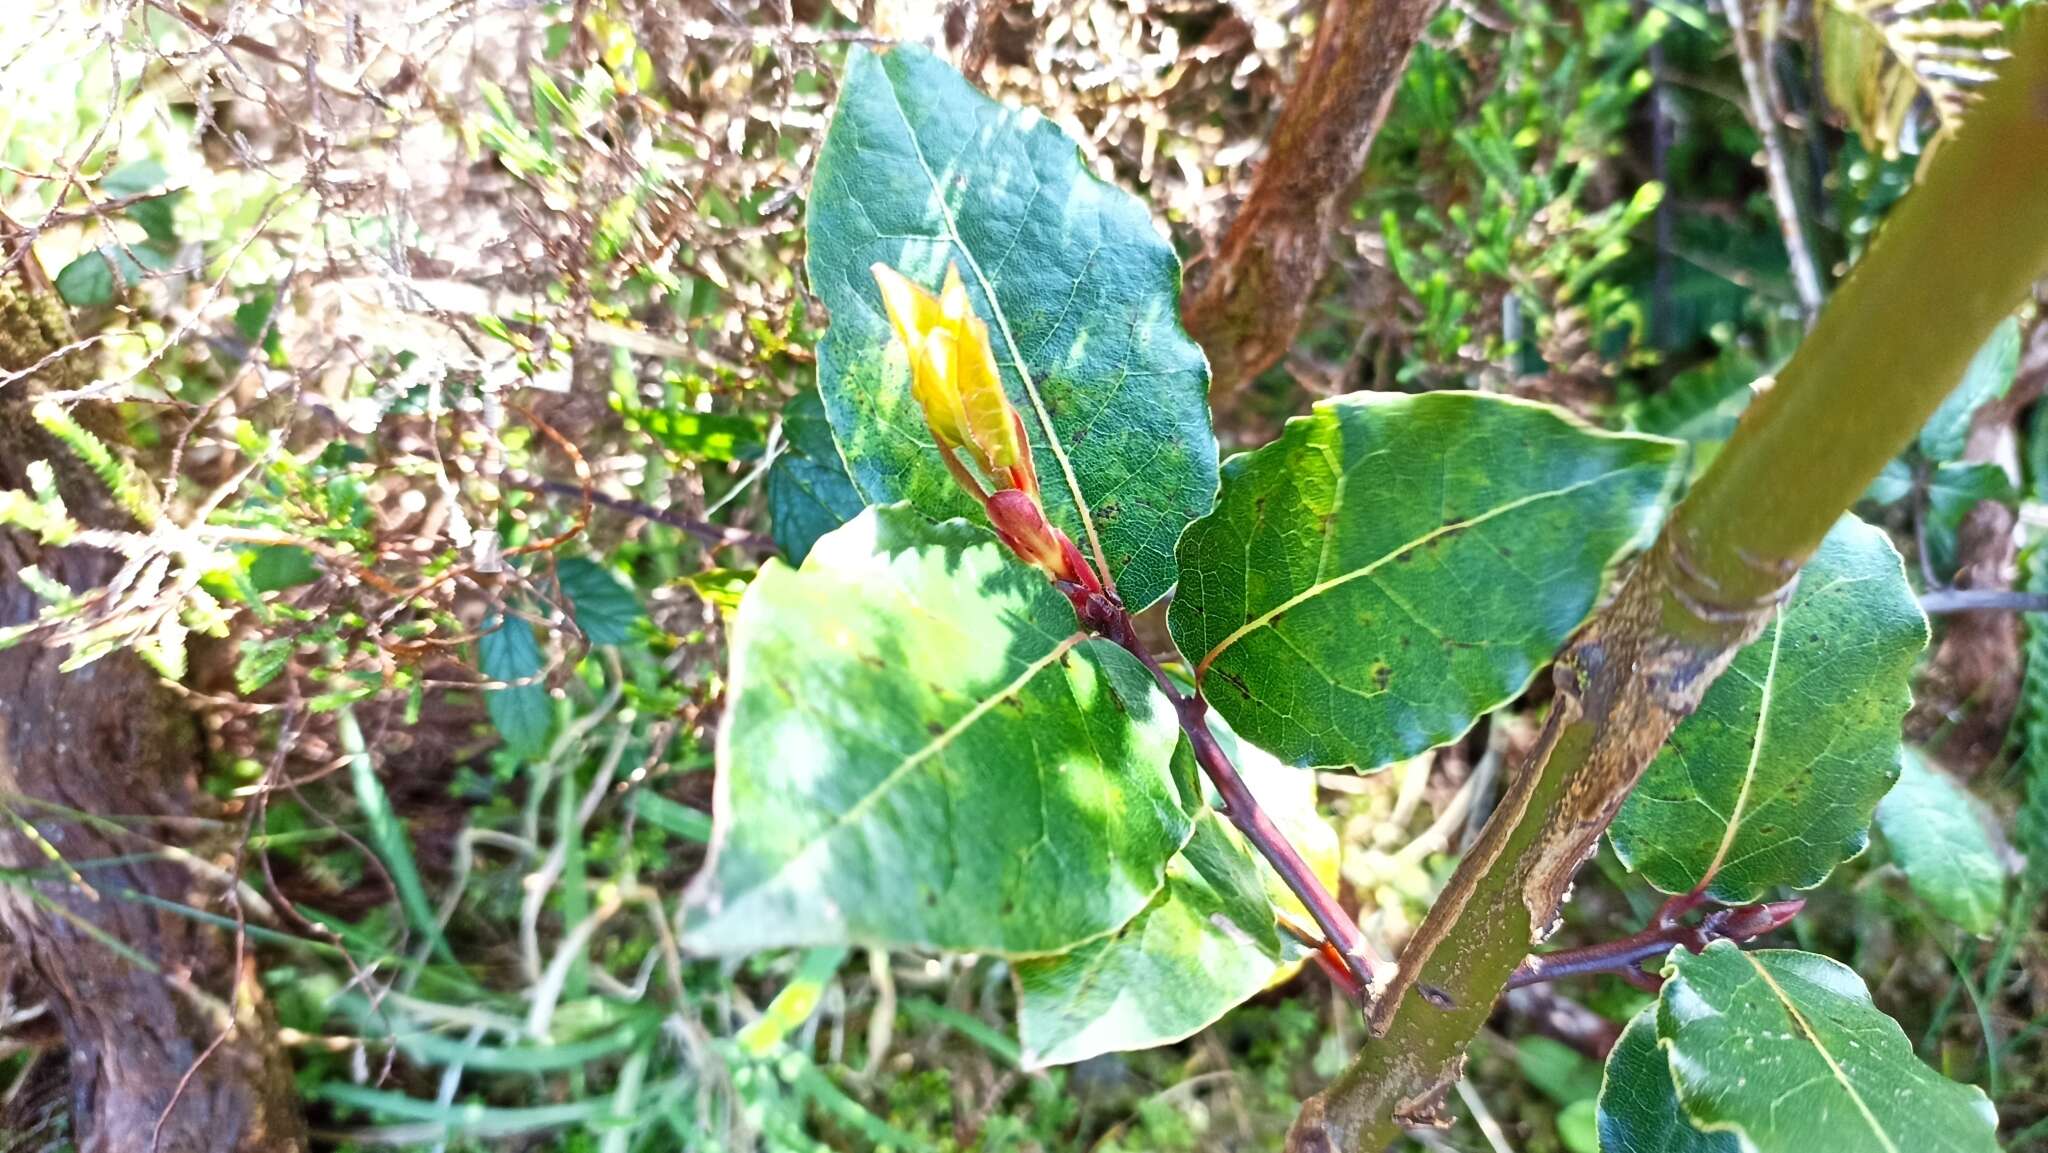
766;389;865;564
101;159;169;197
1011;713;1327;1067
1920;317;2020;462
1516;1035;1603;1108
1612;516;1926;901
1168;392;1679;770
633;792;712;843
1596;1007;1738;1153
54;244;170;306
555;557;641;646
1861;458;1913;507
246;544;319;592
1876;750;2005;934
479;610;552;758
1657;944;1999;1153
1924;460;2016;579
337;706;454;963
622;406;766;462
683;505;1188;957
1014;811;1286;1067
807;45;1216;613
737;947;850;1057
235;635;295;695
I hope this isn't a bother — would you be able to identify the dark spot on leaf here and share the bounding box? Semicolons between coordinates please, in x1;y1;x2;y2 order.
927;721;946;736
1373;664;1392;691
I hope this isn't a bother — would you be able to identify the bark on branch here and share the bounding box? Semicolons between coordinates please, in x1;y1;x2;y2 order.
1289;15;2048;1148
1181;0;1445;395
0;236;307;1151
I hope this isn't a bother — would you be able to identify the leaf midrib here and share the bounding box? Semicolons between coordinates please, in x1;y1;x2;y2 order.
1697;607;1786;887
874;63;1114;591
1740;952;1900;1153
727;631;1088;915
1195;465;1642;678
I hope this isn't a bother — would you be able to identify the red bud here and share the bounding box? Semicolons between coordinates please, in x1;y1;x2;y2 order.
986;490;1069;575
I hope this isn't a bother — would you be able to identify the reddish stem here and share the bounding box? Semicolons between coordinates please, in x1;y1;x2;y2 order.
1068;588;1388;1003
1507;898;1803;990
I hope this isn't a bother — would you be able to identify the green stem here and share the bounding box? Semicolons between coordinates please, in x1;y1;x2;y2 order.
1290;16;2048;1150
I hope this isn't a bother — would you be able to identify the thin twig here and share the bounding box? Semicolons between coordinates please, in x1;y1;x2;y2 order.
1075;596;1390;1003
1507;896;1803;990
503;471;774;554
1920;588;2048;614
1721;0;1823;320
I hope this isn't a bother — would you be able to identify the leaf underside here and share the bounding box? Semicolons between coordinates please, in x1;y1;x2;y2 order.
1876;750;2006;934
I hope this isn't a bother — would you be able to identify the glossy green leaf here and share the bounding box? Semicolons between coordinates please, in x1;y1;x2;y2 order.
1612;516;1926;901
555;557;642;645
1658;944;1999;1153
807;45;1216;612
1920;317;2020;462
766;389;865;563
1013;812;1283;1068
479;610;553;758
1169;391;1679;770
684;505;1188;957
1877;750;2005;934
1012;717;1327;1067
1598;1007;1737;1153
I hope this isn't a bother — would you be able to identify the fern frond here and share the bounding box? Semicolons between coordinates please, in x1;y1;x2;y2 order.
30;399;156;528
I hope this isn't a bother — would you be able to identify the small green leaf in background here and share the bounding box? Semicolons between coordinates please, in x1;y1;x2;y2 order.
1596;1007;1738;1153
622;406;766;462
682;505;1188;958
737;947;849;1057
479;610;552;758
555;556;641;645
1876;750;2006;934
1013;713;1331;1068
807;45;1217;613
1862;458;1914;506
105;159;180;247
246;544;320;592
1169;391;1679;770
54;244;171;307
766;389;865;564
1657;944;2000;1153
1612;515;1926;901
1920;316;2020;462
633;792;712;844
1923;460;2016;579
